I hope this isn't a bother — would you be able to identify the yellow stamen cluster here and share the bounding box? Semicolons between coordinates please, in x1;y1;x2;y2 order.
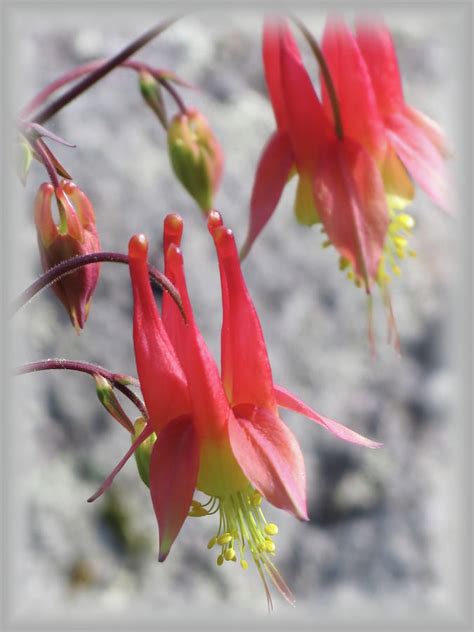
189;487;289;607
205;490;279;569
331;208;416;290
376;209;416;287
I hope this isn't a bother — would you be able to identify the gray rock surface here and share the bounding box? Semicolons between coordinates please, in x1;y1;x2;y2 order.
7;5;462;627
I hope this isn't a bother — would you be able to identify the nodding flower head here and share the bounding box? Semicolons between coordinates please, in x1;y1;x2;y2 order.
167;109;223;214
88;211;381;608
34;180;100;331
244;17;449;349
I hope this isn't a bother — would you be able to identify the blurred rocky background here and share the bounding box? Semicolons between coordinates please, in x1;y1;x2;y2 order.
6;5;463;629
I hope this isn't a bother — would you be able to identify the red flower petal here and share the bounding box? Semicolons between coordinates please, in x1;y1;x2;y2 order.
263;19;301;131
163;243;231;442
274;385;382;448
230;403;308;520
149;414;200;561
128;234;189;430
279;21;332;171
313;138;389;289
162;214;189;364
241;130;294;260
209;219;277;413
386;112;450;211
321;18;387;163
355;20;405;116
404;106;450;158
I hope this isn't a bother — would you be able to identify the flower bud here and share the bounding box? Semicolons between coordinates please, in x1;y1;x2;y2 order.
167;109;223;213
34;180;100;331
132;417;156;488
139;70;168;130
94;374;135;434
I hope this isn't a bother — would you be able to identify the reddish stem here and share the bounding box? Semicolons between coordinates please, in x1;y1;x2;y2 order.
32;138;60;189
10;251;186;322
159;78;187;115
16;359;148;421
21;59;177;118
31;17;179;125
292;16;344;140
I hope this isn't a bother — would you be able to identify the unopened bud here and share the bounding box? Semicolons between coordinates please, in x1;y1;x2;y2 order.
133;417;156;488
34;180;101;331
139;70;168;130
94;374;134;433
167;109;223;213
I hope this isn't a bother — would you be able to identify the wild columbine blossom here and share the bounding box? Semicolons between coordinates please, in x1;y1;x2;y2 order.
34;180;100;330
168;109;224;213
242;19;390;292
87;211;380;607
243;18;448;346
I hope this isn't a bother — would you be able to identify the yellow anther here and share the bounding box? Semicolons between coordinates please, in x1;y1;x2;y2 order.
207;536;217;550
224;548;236;561
217;554;224;566
339;257;350;271
408;250;417;258
347;271;354;281
322;239;331;249
191;500;201;509
393;236;407;247
264;523;279;536
264;540;276;553
251;491;262;507
217;533;232;545
391;265;402;276
189;506;208;517
398;214;415;230
240;560;249;570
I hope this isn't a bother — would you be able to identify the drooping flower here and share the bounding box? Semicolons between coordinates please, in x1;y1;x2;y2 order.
168;108;223;214
242;19;390;294
87;211;381;607
243;17;449;348
34;180;100;330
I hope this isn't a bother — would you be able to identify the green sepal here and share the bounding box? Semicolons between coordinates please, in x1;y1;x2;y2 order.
94;374;135;433
133;417;157;488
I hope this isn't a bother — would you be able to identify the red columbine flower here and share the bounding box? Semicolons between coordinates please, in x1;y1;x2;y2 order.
244;18;389;293
244;17;449;348
34;180;100;330
88;211;380;607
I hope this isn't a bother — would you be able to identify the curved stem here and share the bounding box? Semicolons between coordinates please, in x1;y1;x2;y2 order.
10;251;185;321
21;59;176;119
159;78;187;115
32;138;60;189
292;16;344;140
32;17;179;125
16;359;148;421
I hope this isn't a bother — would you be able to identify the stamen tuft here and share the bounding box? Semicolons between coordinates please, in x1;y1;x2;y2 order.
189;487;292;604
